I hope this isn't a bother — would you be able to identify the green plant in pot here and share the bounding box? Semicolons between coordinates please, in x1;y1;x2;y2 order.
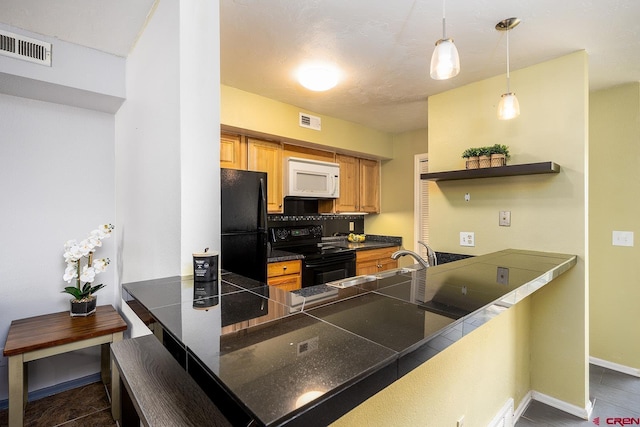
478;146;492;168
489;144;510;167
62;224;114;316
462;147;481;169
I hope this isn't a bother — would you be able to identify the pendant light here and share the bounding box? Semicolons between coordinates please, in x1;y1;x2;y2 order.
430;0;460;80
496;18;520;120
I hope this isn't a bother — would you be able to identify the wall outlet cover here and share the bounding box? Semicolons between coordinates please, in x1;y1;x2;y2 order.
612;231;634;247
460;232;475;247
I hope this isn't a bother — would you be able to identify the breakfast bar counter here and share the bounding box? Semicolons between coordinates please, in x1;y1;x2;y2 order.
122;249;576;426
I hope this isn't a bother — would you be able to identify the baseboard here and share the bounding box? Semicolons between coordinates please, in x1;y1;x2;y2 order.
513;391;533;424
590;356;640;378
531;390;593;420
0;372;102;410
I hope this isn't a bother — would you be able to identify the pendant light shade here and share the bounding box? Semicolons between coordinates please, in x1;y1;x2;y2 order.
430;0;459;80
497;93;520;120
496;18;520;120
430;38;460;80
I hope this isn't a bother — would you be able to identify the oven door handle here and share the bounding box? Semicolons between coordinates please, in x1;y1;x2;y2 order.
304;254;355;268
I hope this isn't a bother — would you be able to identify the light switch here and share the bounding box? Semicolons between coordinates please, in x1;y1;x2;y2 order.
612;231;634;247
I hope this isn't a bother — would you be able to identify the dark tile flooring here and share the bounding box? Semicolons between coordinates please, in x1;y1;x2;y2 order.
0;364;637;426
517;365;640;426
0;382;116;427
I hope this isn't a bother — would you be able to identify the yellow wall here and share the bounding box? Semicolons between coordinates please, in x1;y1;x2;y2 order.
221;84;394;158
589;82;640;371
366;128;428;259
429;51;589;408
335;51;590;425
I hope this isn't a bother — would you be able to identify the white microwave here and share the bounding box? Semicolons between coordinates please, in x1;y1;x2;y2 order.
284;157;340;198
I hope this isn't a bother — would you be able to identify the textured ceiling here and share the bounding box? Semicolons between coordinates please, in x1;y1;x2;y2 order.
2;0;640;133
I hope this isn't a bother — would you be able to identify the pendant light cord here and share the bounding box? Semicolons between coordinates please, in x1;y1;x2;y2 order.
442;0;447;39
506;29;511;92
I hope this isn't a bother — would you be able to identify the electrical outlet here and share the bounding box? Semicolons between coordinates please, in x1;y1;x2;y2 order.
349;222;354;232
460;232;475;247
457;415;465;427
497;267;509;285
464;193;470;202
499;211;511;227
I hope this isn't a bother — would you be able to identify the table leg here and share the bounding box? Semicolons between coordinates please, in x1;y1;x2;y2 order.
111;332;123;422
8;355;24;427
101;343;109;385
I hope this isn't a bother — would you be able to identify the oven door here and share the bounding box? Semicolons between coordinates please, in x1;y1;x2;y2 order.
302;251;356;288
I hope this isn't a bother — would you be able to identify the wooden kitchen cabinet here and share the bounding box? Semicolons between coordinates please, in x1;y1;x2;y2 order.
267;260;301;291
355;246;399;275
248;138;284;213
220;132;247;169
329;154;380;213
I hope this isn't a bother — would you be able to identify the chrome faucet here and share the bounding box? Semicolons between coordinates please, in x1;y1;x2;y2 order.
391;249;430;269
417;241;438;267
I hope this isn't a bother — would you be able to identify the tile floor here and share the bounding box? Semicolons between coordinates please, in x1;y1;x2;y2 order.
517;364;640;426
0;364;637;426
0;382;116;427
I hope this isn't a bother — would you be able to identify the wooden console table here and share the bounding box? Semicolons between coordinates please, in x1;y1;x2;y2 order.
3;305;127;426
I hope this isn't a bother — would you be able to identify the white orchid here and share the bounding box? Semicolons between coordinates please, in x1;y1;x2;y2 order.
92;258;110;273
62;224;114;301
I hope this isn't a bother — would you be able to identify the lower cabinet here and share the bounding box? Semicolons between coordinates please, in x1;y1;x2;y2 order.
355;246;399;275
267;260;302;291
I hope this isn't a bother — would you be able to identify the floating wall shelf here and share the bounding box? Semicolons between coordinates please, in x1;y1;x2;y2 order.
420;161;560;182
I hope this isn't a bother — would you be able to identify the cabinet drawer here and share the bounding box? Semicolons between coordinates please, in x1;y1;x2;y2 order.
267;260;301;278
267;274;301;291
355;246;399;263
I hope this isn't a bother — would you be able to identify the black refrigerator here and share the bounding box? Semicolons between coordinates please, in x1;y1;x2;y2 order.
220;168;268;283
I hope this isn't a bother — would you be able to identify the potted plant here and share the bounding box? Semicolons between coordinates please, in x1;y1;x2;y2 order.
489;144;510;167
62;224;114;316
462;147;480;169
478;146;492;168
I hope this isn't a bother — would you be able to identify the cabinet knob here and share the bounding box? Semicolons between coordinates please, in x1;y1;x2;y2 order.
283;266;287;271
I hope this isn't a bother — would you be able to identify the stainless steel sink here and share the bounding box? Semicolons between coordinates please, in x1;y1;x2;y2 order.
326;275;377;288
374;267;418;279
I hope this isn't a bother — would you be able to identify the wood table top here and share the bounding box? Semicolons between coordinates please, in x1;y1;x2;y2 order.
3;305;127;357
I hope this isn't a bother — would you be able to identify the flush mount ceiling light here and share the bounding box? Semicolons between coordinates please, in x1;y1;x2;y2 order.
496;17;521;120
297;64;340;92
430;0;460;80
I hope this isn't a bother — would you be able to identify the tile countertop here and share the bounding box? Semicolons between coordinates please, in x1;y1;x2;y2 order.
122;249;576;427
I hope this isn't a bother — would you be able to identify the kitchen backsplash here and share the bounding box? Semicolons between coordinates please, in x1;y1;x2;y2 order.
267;214;365;236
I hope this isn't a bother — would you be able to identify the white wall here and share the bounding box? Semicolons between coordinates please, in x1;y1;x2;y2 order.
0;93;116;400
115;0;220;286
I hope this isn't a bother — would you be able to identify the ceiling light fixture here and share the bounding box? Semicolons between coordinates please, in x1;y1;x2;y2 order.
430;0;460;80
496;17;521;120
297;64;339;92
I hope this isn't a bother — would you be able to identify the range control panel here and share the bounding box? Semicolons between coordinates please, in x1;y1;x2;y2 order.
271;225;323;243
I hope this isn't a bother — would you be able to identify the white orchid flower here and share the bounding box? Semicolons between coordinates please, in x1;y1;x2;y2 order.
80;265;96;283
78;240;93;256
92;258;110;273
63;263;78;282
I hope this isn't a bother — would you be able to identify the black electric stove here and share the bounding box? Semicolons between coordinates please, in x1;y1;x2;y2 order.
270;225;356;287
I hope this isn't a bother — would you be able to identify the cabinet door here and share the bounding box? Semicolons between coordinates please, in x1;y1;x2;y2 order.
220;132;246;169
248;138;283;213
267;275;301;291
359;158;380;213
334;154;359;212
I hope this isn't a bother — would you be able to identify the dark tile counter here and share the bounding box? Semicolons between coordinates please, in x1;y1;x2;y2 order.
123;249;576;426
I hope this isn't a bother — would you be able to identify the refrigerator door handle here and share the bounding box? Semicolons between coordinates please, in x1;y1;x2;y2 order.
259;177;268;231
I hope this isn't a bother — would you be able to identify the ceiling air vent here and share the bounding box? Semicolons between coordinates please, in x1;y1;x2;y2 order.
299;112;321;131
0;30;51;66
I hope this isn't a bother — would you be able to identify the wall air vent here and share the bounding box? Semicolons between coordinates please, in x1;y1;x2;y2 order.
0;30;51;66
299;112;321;131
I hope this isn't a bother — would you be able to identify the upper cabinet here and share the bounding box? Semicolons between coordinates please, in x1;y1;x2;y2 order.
220;132;246;169
220;131;381;214
328;154;380;214
248;138;284;213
